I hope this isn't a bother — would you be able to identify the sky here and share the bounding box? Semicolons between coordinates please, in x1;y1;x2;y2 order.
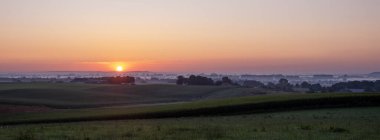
0;0;379;74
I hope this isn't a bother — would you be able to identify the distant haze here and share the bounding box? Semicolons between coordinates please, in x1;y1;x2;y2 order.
1;0;379;74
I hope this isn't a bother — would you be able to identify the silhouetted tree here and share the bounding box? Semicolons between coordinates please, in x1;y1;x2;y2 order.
330;82;347;92
176;76;186;85
277;78;293;91
128;76;135;84
294;83;301;88
107;76;135;84
375;80;380;91
222;77;233;85
215;81;223;86
279;79;289;85
266;82;276;90
187;75;214;86
329;81;376;92
301;81;312;89
309;84;322;93
243;80;265;88
222;77;231;83
72;76;135;84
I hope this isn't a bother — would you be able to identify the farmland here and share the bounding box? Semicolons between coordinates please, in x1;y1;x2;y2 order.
0;83;262;108
1;107;379;140
0;83;380;139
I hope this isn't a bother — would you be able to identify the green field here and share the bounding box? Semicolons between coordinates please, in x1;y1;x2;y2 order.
1;107;379;140
1;83;380;139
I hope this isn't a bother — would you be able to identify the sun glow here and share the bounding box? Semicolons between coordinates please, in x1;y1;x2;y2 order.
116;66;124;72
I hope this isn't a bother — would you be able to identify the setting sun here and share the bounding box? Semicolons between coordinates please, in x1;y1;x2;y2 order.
116;66;124;72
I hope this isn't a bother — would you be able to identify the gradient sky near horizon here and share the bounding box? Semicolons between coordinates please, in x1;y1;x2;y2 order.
1;0;379;74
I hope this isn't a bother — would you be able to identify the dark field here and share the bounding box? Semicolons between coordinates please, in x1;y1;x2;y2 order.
0;83;380;139
0;83;263;108
1;107;379;140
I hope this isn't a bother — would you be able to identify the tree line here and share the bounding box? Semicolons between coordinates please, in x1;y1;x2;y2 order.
176;75;235;86
176;75;380;93
71;76;135;84
245;79;380;93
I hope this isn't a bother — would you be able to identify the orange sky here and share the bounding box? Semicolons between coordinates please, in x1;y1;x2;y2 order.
1;0;379;74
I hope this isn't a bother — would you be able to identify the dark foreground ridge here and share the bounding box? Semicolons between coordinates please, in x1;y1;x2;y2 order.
2;94;380;125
